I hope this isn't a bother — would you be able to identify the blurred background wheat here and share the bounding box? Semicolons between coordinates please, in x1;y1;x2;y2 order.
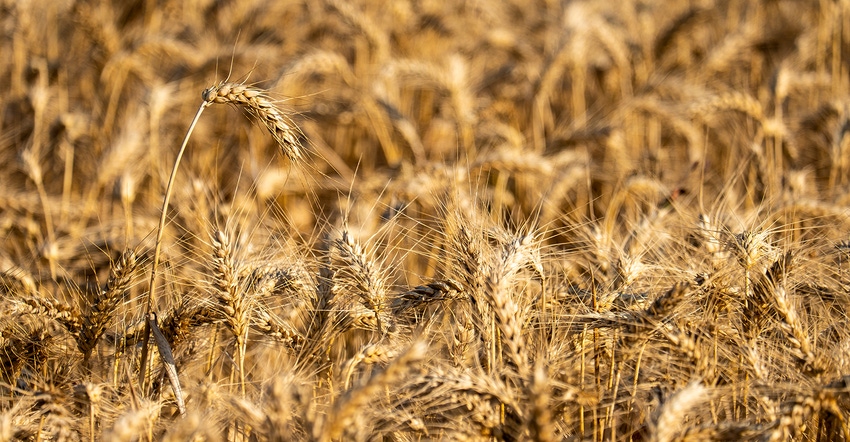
3;0;850;440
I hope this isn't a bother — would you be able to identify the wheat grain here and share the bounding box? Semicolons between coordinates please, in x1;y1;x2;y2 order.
10;295;82;336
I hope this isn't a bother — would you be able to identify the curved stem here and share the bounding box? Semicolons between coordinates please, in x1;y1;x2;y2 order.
138;101;208;391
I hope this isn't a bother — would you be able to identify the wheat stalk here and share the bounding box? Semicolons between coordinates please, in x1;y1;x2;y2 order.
73;382;103;442
139;81;304;393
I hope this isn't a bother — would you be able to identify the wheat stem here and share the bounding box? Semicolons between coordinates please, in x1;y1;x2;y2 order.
139;100;209;392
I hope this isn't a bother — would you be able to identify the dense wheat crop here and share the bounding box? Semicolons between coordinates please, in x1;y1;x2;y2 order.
4;0;850;440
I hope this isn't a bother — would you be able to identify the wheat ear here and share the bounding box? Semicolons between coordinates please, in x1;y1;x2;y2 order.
650;382;707;442
527;363;556;442
483;235;536;378
201;82;302;161
333;230;390;333
211;229;251;395
79;249;137;364
317;342;427;442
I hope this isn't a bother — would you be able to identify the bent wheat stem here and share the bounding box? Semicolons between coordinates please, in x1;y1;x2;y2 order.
139;82;303;393
139;100;209;392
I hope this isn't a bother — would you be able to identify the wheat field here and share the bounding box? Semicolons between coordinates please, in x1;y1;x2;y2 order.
3;0;850;440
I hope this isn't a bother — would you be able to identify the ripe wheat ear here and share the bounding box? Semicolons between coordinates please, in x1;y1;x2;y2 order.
202;82;303;161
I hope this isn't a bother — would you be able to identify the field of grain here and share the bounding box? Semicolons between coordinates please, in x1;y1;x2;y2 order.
3;1;850;440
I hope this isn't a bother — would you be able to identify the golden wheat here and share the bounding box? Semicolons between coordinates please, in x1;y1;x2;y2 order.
5;1;850;440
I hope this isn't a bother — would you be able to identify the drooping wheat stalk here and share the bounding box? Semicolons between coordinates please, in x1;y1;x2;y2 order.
139;81;304;393
250;269;303;349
